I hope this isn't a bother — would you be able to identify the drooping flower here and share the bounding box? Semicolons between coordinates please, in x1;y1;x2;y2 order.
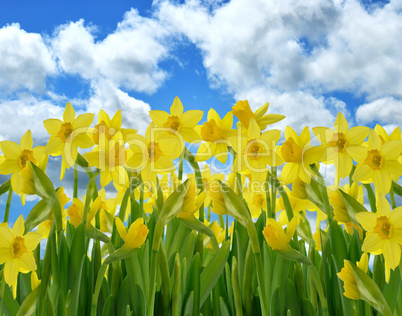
149;97;203;158
115;217;149;250
337;253;369;300
0;130;47;204
263;217;297;251
0;215;42;298
232;100;285;130
313;112;369;185
352;129;402;195
44;102;94;180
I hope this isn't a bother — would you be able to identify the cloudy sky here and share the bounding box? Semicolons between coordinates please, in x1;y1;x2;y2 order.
1;0;401;221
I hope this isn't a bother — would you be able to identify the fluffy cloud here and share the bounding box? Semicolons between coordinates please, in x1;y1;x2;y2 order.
52;9;171;94
156;0;402;127
0;23;56;93
356;97;402;125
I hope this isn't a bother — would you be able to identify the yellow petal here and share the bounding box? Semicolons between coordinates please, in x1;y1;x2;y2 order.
182;110;204;127
13;215;25;236
170;96;184;116
381;140;402;160
1;141;21;159
73;113;94;129
260;129;281;147
383;160;402;177
181;127;202;143
63;102;75;122
258;114;285;130
352;164;373;182
361;232;383;252
0;247;12;264
355;212;377;231
72;133;94;149
115;217;127;242
0;226;13;247
149;110;169;127
345;146;368;163
24;232;43;250
299;126;311;146
100;172;112;187
45;137;64;154
373;171;391;195
383;241;401;270
207;108;221;123
281;163;299;185
346;126;369;145
111;110;122;129
368;129;381;150
247;118;260;139
255;102;269;119
195;142;213;162
20;130;33;150
335;112;348;134
43;119;62;136
214;143;228;164
4;260;19;297
285;126;299;146
19;252;37;271
0;160;19;174
334;152;353;179
154;156;174;172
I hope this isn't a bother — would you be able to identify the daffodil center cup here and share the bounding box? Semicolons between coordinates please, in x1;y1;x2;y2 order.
201;119;222;142
11;237;27;258
374;216;393;239
329;133;348;153
147;142;163;162
246;140;264;161
93;121;115;144
58;122;74;142
18;149;36;169
163;116;181;133
281;137;302;163
365;149;384;170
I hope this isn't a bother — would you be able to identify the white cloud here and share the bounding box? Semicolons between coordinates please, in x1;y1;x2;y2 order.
0;23;56;93
52;9;171;94
87;79;152;134
356;97;402;125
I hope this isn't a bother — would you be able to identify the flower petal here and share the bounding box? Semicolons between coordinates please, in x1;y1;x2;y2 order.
13;215;25;236
352;164;373;182
73;113;94;129
4;260;20;294
383;241;401;270
345;146;368;163
149;110;169;127
115;217;127;242
1;141;20;159
346;126;369;145
43;119;62;136
355;211;377;231
182;110;204;127
368;129;381;150
280;163;299;185
334;112;348;134
0;159;19;175
24;232;43;250
247;118;260;139
361;232;383;252
381;140;402;160
19;252;37;271
170;96;184;116
63;102;75;122
20;130;33;150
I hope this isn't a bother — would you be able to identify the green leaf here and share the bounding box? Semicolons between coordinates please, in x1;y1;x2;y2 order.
276;247;312;266
24;199;51;232
16;287;38;316
183;291;194;316
351;261;392;316
329;220;348;269
382;266;401;312
392;181;402;197
180;217;219;252
200;240;230;305
85;225;111;244
68;255;86;316
0;179;11;197
104;246;137;265
219;182;250;227
339;190;368;225
187;253;200;316
68;224;86;290
159;180;188;224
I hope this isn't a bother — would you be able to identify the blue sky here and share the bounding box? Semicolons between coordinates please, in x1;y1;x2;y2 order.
0;0;401;223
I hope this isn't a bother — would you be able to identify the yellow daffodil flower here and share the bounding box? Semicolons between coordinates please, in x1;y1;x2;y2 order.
0;215;42;298
149;97;203;159
263;217;297;250
115;217;149;250
195;109;237;163
92;109;137;144
353;129;402;195
279;126;323;184
0;130;47;204
243;188;267;218
204;220;225;249
356;197;402;273
85;131;128;187
126;122;175;187
231;118;283;184
232;100;285;130
67;195;101;228
177;180;205;219
44;102;94;180
313;113;369;185
337;253;369;300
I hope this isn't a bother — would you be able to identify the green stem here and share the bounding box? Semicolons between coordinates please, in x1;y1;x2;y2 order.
148;249;158;316
278;186;299;250
0;270;5;314
91;262;108;316
311;164;333;221
172;254;181;316
270;167;277;219
4;184;12;222
265;173;272;218
389;185;397;209
197;203;204;265
178;149;184;181
363;184;377;213
309;265;329;316
207;203;211;222
73;163;78;199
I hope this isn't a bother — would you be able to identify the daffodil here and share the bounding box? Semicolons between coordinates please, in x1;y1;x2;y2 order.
204;221;225;249
91;109;137;144
232;100;285;130
37;187;70;237
243;188;267;218
0;215;42;298
0;130;47;204
115;217;149;250
44;102;94;180
329;182;364;239
356;197;402;273
231;118;283;184
337;253;369;300
149;97;203;158
279;126;323;184
195;109;237;163
313;113;369;185
126;122;175;187
263;217;297;250
85;131;129;187
177;180;205;219
97;188;117;233
352;129;402;195
67;195;101;228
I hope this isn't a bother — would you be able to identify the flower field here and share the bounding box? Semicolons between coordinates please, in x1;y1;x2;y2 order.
0;97;402;315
